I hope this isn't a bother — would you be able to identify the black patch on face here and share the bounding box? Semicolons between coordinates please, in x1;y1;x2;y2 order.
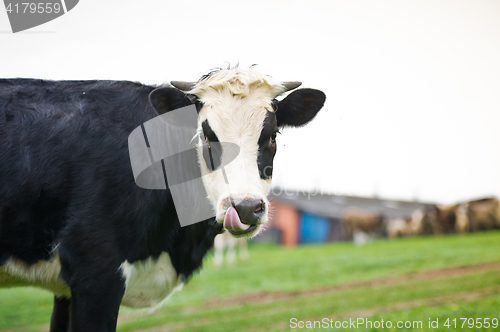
201;120;222;171
257;110;278;179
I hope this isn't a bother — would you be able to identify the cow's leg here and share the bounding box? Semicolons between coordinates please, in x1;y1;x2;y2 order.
226;236;236;266
238;239;249;262
59;229;126;332
68;270;125;332
213;234;224;267
50;296;71;332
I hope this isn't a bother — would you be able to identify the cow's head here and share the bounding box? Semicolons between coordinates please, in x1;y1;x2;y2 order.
149;68;325;237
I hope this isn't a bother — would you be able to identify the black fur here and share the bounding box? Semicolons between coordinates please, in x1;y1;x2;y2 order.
0;79;222;332
50;296;71;332
149;87;192;114
275;88;326;127
257;110;278;179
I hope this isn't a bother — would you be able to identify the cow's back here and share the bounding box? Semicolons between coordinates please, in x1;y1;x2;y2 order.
0;79;156;265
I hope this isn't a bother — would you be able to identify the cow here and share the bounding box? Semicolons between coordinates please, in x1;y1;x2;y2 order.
0;67;326;332
455;197;500;233
387;205;448;238
387;218;411;238
408;206;442;236
436;203;459;234
342;208;385;241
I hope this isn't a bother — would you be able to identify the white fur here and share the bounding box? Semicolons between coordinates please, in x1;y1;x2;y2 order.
0;250;70;296
192;68;282;237
120;252;183;308
0;250;183;310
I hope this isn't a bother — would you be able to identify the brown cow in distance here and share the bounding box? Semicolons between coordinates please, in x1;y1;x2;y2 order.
437;203;460;234
412;206;442;235
343;208;385;240
387;205;441;238
456;198;500;232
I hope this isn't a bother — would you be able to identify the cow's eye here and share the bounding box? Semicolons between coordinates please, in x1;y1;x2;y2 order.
202;120;219;143
270;133;277;146
269;129;281;146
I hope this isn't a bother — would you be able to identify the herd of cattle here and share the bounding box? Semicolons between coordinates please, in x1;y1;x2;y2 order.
343;197;500;240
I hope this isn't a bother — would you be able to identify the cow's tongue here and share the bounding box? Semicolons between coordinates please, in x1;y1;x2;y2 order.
223;206;250;232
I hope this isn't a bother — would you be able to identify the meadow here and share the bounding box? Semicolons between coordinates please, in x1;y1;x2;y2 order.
1;231;500;331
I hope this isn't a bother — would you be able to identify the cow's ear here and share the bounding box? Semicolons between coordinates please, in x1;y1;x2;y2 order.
149;87;194;115
275;88;326;127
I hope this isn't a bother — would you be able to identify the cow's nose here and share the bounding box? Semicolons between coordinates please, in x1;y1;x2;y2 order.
233;199;265;225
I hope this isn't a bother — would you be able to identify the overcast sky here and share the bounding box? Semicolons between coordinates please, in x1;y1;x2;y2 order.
1;0;499;204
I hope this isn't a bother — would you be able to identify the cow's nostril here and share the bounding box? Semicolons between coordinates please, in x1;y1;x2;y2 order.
254;202;265;213
233;199;265;225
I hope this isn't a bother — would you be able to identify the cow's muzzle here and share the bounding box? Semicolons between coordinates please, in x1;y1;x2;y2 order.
222;198;265;236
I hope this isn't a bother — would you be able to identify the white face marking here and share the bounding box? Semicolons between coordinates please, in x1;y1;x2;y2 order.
0;250;70;297
190;69;284;237
121;252;183;308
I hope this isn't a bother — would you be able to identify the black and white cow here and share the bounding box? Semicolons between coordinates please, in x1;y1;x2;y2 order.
0;67;325;332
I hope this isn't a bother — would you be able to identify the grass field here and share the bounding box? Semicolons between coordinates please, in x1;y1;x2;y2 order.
1;231;500;331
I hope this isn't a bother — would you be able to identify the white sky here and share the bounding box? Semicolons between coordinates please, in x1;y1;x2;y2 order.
1;0;499;204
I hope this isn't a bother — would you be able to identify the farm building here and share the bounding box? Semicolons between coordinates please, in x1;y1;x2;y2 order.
264;189;435;246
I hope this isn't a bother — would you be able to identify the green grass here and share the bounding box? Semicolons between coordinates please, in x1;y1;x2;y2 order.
117;269;500;332
1;231;500;332
363;293;500;332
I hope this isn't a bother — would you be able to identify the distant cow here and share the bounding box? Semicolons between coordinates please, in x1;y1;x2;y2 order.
409;206;442;236
342;208;385;240
213;232;249;267
387;205;442;238
388;198;500;238
456;198;500;233
387;218;412;238
0;67;326;332
436;203;460;234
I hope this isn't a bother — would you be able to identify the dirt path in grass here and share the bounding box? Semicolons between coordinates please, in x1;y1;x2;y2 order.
204;260;500;307
132;261;500;332
136;287;500;332
263;286;500;332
